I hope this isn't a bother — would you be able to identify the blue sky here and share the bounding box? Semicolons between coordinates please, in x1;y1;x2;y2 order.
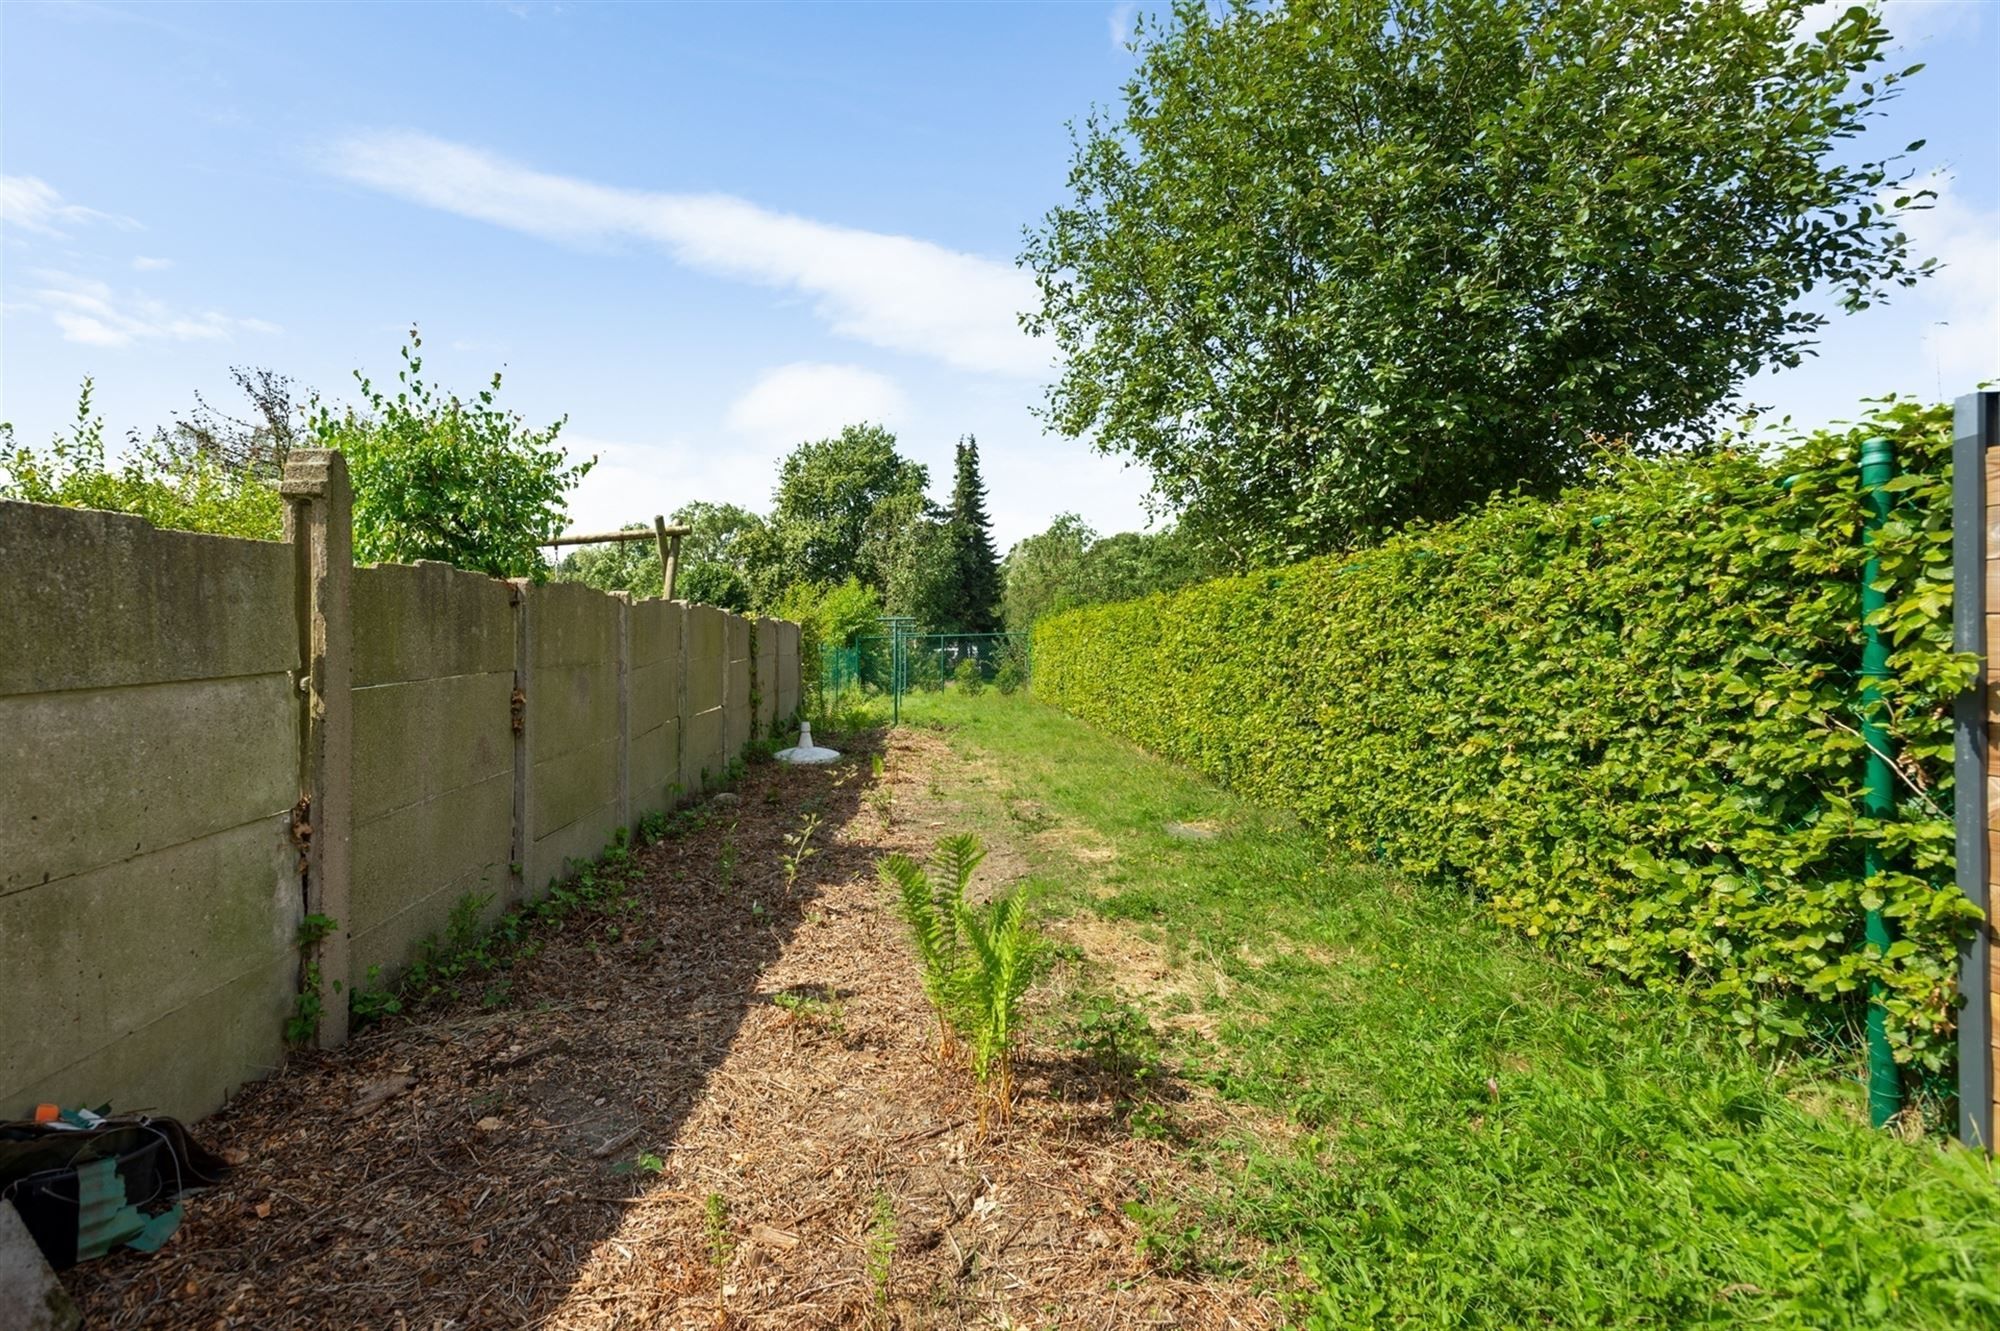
2;1;1995;551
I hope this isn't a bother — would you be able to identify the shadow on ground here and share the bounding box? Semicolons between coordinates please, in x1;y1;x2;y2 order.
68;736;882;1329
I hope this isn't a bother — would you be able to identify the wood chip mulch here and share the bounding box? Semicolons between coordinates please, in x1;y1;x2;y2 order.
67;725;1283;1329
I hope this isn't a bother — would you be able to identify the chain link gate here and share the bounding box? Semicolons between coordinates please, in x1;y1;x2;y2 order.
821;622;1030;723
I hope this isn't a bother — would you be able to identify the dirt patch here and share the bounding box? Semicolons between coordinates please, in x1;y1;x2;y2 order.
67;727;1280;1330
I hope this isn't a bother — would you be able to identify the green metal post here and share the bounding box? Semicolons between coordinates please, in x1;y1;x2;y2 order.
1859;435;1902;1128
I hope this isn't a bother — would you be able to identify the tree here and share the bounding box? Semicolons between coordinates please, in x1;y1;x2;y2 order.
944;436;1003;632
1023;0;1934;562
310;329;591;577
861;488;957;627
558;500;765;607
753;424;929;599
1001;513;1095;633
1001;513;1222;633
161;367;303;479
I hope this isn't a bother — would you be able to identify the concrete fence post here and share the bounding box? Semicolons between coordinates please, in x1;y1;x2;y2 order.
280;449;354;1050
510;579;533;907
615;592;632;833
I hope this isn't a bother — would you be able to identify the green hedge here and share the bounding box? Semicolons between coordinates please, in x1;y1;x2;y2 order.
1034;400;1977;1072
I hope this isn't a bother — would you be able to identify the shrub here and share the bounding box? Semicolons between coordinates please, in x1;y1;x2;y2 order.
994;658;1024;695
1034;399;1974;1072
953;657;985;694
2;379;285;539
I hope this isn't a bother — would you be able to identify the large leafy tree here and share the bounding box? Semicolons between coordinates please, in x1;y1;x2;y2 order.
1024;0;1933;562
1001;513;1220;632
311;330;591;577
750;424;929;600
945;436;1003;632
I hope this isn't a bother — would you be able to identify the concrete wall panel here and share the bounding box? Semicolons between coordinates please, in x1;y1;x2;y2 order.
776;620;801;722
0;502;294;696
352;562;513;688
351;771;513;979
723;613;752;758
0;673;298;894
0;817;296;1117
755;617;779;737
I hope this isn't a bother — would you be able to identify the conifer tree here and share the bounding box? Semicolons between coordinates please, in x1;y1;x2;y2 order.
946;436;1003;633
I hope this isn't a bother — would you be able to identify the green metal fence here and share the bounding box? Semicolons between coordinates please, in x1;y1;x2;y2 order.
821;627;1031;721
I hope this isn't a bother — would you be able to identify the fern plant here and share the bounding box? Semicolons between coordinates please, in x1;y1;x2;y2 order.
877;835;978;1056
953;888;1045;1126
878;833;1046;1126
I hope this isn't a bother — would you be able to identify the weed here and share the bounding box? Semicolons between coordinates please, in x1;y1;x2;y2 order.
953;657;984;694
1069;996;1161;1097
287;913;340;1044
704;1190;733;1269
865;1189;896;1318
871;752;886;779
782;811;822;890
773;989;845;1035
351;965;403;1023
635;1151;666;1175
718;824;738;894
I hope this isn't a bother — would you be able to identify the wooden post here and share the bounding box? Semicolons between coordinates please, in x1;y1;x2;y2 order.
665;531;683;602
280;449;353;1051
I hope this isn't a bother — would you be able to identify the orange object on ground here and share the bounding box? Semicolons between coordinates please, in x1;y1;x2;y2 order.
32;1104;59;1124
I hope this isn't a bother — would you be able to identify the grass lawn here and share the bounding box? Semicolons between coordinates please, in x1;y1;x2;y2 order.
854;685;2000;1329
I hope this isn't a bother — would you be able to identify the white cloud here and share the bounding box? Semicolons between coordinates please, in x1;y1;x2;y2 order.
0;176;136;236
1899;170;2000;388
1793;0;1979;47
23;269;279;348
724;362;909;447
130;255;173;271
323;130;1048;378
1109;2;1138;49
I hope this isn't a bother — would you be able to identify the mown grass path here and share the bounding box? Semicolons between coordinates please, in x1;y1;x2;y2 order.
895;688;2000;1330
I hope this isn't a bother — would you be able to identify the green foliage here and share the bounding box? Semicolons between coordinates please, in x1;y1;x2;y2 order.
993;652;1026;696
286;913;342;1044
1;379;285;539
1025;0;1935;561
773;575;883;715
751;423;928;599
944;436;1003;632
557;501;764;607
874;686;2000;1326
1001;513;1220;633
310;328;590;576
1035;398;1974;1071
865;1189;897;1314
879;841;970;1053
878;834;1048;1122
952;657;985;694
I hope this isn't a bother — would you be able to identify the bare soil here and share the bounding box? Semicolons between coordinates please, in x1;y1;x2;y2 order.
68;726;1281;1330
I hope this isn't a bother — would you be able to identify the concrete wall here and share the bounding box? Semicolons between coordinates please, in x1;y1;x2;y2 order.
681;603;727;794
0;503;301;1122
524;582;624;894
629;599;685;814
2;483;798;1125
723;613;753;758
755;617;779;738
349;561;515;981
775;620;802;725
